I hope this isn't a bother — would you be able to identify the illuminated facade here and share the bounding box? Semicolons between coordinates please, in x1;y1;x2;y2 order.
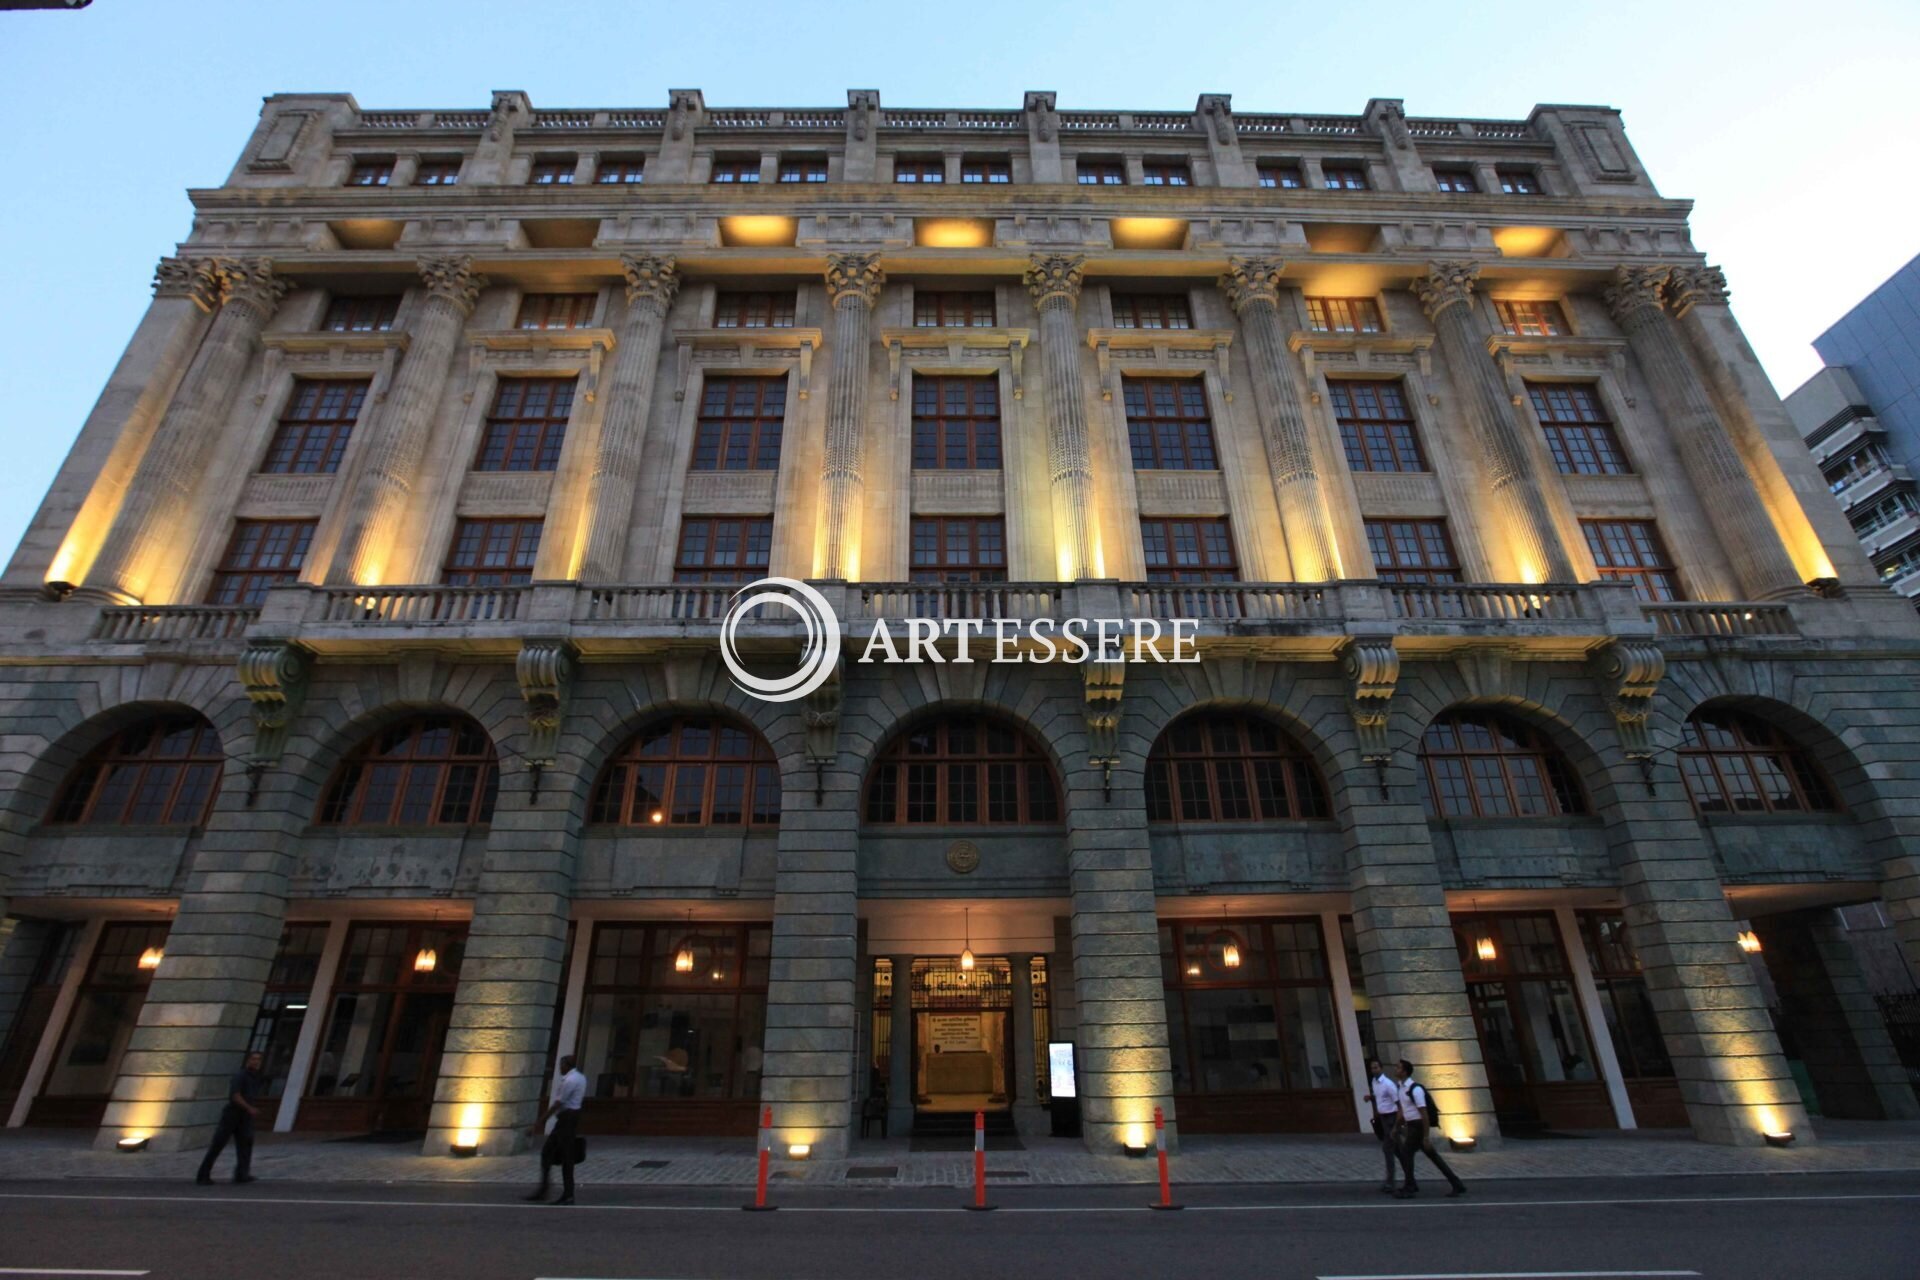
0;89;1917;1160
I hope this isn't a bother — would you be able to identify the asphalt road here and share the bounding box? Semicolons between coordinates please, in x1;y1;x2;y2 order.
0;1172;1915;1280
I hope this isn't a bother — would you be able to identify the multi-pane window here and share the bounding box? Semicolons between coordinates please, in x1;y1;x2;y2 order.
1826;443;1894;494
595;156;647;184
589;716;781;827
1322;163;1369;190
1111;292;1193;330
674;517;773;583
893;157;945;183
1146;713;1329;822
1433;167;1478;193
713;290;796;328
1498;167;1542;195
207;520;315;605
476;377;576;472
1142;160;1192;185
516;293;596;330
1529;383;1629;475
1257;162;1304;189
261;379;367;475
1853;490;1919;536
1576;912;1674;1084
1077;158;1126;185
1582;520;1681;601
912;376;1001;470
322;295;400;333
961;156;1011;183
1419;712;1586;819
443;518;542;586
864;715;1060;825
49;715;223;827
778;155;828;183
914;291;996;327
1124;378;1217;470
346;157;393;187
693;376;786;471
709;156;761;183
415;157;462;186
528;157;576;185
1305;296;1384;333
1141;518;1237;582
1494;298;1569;336
1366;519;1459;583
910;517;1007;582
1329;381;1426;472
317;716;498;826
1678;709;1835;814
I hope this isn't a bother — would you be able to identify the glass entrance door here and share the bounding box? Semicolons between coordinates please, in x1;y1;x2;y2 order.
907;957;1012;1115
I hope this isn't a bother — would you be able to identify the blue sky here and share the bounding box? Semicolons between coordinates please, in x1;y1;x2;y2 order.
2;0;1916;562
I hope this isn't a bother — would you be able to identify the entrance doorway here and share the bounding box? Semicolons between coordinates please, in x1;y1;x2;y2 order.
907;957;1013;1125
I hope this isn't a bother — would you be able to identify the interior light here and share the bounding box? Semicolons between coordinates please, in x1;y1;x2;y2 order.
650;810;665;824
1221;939;1242;969
1736;929;1763;954
788;1142;812;1160
413;947;438;974
1476;935;1498;962
137;947;164;971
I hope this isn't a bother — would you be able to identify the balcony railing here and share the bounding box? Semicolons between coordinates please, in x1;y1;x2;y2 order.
1387;583;1589;622
91;605;260;643
1124;583;1332;621
579;584;735;622
1643;603;1796;637
312;585;525;624
857;582;1063;621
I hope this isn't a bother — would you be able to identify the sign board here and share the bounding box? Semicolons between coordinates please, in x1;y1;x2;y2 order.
926;1013;983;1052
1048;1041;1077;1098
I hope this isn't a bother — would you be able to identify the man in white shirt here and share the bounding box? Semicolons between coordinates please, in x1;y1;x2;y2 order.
1365;1057;1402;1194
525;1054;588;1205
1392;1058;1466;1198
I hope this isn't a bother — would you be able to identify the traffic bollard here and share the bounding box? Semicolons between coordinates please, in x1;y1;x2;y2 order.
964;1109;995;1211
743;1105;777;1211
1149;1106;1182;1210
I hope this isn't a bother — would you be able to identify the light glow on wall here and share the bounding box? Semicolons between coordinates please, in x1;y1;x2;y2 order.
1491;226;1564;258
719;216;798;247
1110;218;1188;251
914;218;993;249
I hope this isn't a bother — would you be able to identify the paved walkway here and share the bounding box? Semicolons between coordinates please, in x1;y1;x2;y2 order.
3;1121;1917;1189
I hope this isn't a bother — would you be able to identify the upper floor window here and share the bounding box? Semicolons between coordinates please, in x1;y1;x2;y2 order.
894;157;945;183
1529;383;1629;475
516;293;597;330
596;156;647;184
415;157;462;186
1419;711;1586;819
1433;167;1478;193
49;715;222;827
961;156;1011;183
1322;163;1369;190
1329;380;1427;472
713;290;796;328
1826;443;1893;492
207;520;314;606
864;715;1060;826
910;516;1007;582
914;291;996;327
709;156;761;184
1367;519;1459;584
1582;520;1681;601
674;517;772;583
1124;378;1217;470
262;379;367;475
693;376;786;471
1305;296;1383;333
322;295;400;333
1257;162;1304;189
1678;709;1836;815
476;377;576;472
1111;292;1192;330
1853;490;1919;536
347;157;393;187
778;155;828;183
317;716;498;827
913;375;1001;470
1498;167;1542;195
1077;158;1126;185
1145;712;1329;822
1142;160;1192;186
1494;298;1568;337
443;517;541;586
529;157;576;185
1141;517;1238;582
589;716;780;827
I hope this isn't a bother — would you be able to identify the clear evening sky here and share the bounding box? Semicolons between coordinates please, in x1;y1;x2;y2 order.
1;0;1915;564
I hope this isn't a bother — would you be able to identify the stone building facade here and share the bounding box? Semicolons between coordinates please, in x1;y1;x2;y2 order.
0;89;1916;1161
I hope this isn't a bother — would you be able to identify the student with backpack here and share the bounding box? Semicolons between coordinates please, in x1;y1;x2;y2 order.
1392;1058;1466;1198
1364;1057;1403;1193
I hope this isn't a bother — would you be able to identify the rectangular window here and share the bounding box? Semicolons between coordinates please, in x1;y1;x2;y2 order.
912;375;1001;470
1111;293;1193;330
1077;158;1126;185
693;375;786;471
713;290;796;329
207;520;316;605
1494;298;1569;337
1433;167;1478;193
961;156;1011;183
674;517;774;583
444;518;542;586
778;155;828;183
516;293;597;330
1322;163;1369;190
261;379;367;475
1582;520;1682;601
347;158;393;187
913;291;996;328
1257;162;1304;189
322;295;400;333
595;156;647;184
1366;519;1459;583
415;157;462;186
476;377;576;472
1498;167;1541;194
1328;380;1426;472
529;157;576;185
1528;383;1630;475
709;156;761;183
1124;378;1217;470
910;517;1008;582
1141;517;1238;582
893;157;945;183
1578;912;1674;1081
1142;160;1192;186
1304;296;1383;334
1855;491;1920;535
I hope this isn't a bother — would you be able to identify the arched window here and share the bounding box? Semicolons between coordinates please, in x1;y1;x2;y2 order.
1418;711;1585;819
1146;712;1329;822
317;716;497;826
589;715;780;827
864;714;1060;825
48;714;223;826
1679;709;1835;814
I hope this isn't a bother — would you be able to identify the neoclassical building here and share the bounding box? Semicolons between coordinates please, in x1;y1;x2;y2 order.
0;89;1915;1160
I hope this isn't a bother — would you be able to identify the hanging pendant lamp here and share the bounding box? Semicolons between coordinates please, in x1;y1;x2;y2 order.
675;908;697;974
959;906;976;972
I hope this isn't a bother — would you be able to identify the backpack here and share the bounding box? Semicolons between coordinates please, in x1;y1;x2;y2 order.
1411;1080;1440;1127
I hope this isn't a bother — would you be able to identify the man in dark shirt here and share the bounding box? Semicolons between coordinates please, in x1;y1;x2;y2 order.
195;1051;266;1185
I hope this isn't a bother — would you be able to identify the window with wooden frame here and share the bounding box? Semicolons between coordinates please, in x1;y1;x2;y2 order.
206;519;315;605
1432;167;1478;193
1575;912;1674;1082
913;291;996;327
709;155;761;183
1494;298;1569;336
712;290;796;328
442;517;542;586
321;295;400;333
1142;159;1192;185
1257;162;1304;189
1528;383;1630;475
1111;292;1193;330
1321;163;1369;190
589;716;781;827
1328;380;1427;472
1124;378;1217;470
48;715;223;826
692;375;786;471
961;156;1011;183
1452;913;1600;1103
1498;167;1542;195
1146;713;1329;822
912;376;1001;470
1076;157;1126;185
303;921;467;1110
595;156;647;184
528;157;576;184
515;293;597;330
36;921;170;1104
414;157;462;186
1419;711;1587;819
261;379;367;475
892;156;945;183
1581;520;1681;601
863;714;1060;825
317;716;498;826
476;377;576;472
1141;517;1238;582
1365;519;1459;583
1678;708;1836;814
673;517;773;583
1303;296;1383;333
910;517;1007;582
777;155;828;183
346;157;393;186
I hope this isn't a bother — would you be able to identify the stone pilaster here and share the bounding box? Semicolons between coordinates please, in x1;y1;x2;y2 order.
325;255;484;586
1024;254;1097;581
886;953;914;1135
1416;261;1575;583
1606;266;1804;600
85;258;286;603
1221;257;1341;580
1008;952;1037;1112
818;253;883;581
578;256;679;580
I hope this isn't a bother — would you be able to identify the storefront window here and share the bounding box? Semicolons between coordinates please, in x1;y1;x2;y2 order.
1161;917;1345;1097
0;922;83;1107
307;922;465;1125
1577;912;1672;1079
1454;913;1598;1098
42;922;171;1103
247;923;328;1100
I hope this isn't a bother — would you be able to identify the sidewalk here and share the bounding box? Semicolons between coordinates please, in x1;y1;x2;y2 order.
3;1121;1917;1189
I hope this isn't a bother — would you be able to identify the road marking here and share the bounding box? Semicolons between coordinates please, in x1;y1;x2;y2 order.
1316;1273;1702;1279
0;1271;151;1277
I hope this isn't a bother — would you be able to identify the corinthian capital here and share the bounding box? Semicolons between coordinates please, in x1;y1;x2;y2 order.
1665;264;1730;317
209;258;290;319
824;252;885;306
1603;264;1672;322
1414;260;1482;319
417;255;486;315
1220;257;1287;313
152;256;219;311
1023;253;1086;307
621;254;680;313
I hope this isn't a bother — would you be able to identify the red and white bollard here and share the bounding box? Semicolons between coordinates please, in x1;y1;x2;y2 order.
1149;1106;1181;1210
743;1104;777;1211
964;1109;995;1211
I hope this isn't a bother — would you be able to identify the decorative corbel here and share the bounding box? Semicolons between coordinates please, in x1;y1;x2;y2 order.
238;640;313;805
517;639;576;801
802;656;843;805
1342;637;1399;795
1084;659;1126;800
1589;640;1665;766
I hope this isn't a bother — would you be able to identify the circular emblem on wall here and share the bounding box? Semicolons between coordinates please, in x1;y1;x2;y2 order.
945;839;982;875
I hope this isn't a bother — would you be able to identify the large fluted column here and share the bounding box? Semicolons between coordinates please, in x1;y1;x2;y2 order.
818;253;883;580
85;258;288;603
1024;254;1096;580
1221;257;1340;580
1606;266;1804;599
325;255;485;585
578;255;678;580
1416;261;1576;583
